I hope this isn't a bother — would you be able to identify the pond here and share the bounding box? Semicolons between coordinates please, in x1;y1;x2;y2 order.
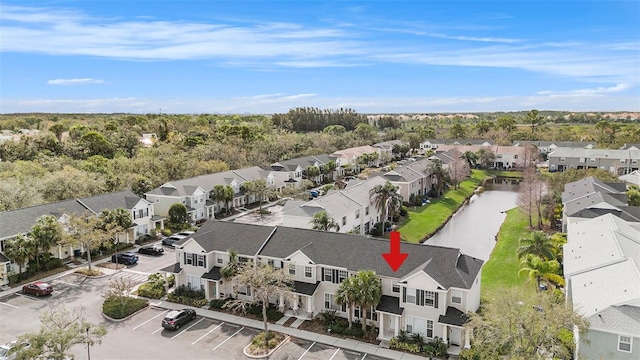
423;177;520;261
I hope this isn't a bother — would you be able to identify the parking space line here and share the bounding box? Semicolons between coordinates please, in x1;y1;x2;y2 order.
152;327;164;334
298;341;316;360
0;301;19;309
361;354;367;360
329;348;341;360
171;318;204;339
133;310;169;330
54;280;79;287
212;327;244;351
192;322;224;345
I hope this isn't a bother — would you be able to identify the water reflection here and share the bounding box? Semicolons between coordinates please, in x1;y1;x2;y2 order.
423;177;520;261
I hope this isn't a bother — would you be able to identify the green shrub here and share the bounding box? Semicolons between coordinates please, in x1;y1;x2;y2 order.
320;309;338;325
137;283;166;299
249;331;284;353
424;337;448;357
102;296;148;319
389;338;421;353
167;274;175;288
172;285;205;299
210;298;229;309
161;228;172;236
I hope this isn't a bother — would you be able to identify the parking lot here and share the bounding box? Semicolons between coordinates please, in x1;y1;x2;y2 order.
0;241;393;360
86;306;390;360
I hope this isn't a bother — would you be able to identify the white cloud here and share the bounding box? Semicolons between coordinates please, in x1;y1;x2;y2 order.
536;83;634;95
3;92;638;114
1;4;638;85
47;78;105;85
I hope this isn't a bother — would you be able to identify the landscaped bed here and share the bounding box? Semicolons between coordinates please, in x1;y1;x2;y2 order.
298;311;380;345
102;296;149;319
209;298;284;323
245;331;287;357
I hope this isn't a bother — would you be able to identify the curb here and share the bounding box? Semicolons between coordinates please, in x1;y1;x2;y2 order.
101;303;150;322
243;334;290;359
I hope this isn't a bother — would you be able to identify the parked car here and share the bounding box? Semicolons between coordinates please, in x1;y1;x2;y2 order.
161;236;185;247
22;281;53;296
138;244;164;256
111;252;139;265
0;340;30;360
161;309;196;330
177;230;195;236
309;190;319;198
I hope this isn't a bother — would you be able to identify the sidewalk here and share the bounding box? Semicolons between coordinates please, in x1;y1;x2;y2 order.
149;299;430;360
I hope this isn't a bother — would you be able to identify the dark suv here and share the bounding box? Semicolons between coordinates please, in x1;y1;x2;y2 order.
111;252;139;265
162;309;196;330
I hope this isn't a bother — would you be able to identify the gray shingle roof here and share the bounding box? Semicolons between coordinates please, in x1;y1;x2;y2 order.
438;306;469;326
0;190;143;240
293;281;320;296
202;266;222;281
376;295;404;315
160;263;182;273
569;207;640;222
146;166;265;197
588;305;640;335
564;192;627;216
188;220;482;289
562;176;625;203
180;220;275;255
260;225;483;289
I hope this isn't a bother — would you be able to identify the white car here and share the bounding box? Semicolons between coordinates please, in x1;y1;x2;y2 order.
0;340;30;360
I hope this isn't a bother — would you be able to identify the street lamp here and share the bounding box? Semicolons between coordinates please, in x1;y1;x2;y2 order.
86;326;91;360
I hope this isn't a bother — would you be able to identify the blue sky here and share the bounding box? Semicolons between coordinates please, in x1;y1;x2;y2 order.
1;0;639;113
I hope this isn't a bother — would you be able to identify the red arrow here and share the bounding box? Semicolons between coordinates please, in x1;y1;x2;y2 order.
382;231;408;272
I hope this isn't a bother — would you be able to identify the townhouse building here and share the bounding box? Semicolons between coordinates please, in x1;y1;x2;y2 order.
145;166;271;222
330;145;381;174
563;214;640;360
378;158;433;202
435;145;530;169
162;220;483;355
512;140;596;154
269;154;337;187
561;176;637;231
0;190;159;286
281;176;387;235
548;148;640;175
419;139;493;152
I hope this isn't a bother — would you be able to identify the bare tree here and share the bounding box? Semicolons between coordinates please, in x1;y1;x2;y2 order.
448;158;469;189
62;212;111;271
518;167;545;228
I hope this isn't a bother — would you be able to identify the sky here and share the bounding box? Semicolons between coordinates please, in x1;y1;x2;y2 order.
1;0;639;114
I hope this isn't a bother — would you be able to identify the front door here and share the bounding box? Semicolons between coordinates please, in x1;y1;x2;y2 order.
449;327;462;346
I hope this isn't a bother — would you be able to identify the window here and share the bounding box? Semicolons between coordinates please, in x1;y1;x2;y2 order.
338;270;348;283
323;268;333;283
365;206;369;216
392;282;400;293
590;158;596;163
560;157;566;162
185;253;194;266
579;158;585;163
513;155;518;159
355;210;360;219
425;291;436;307
633;159;638;164
354;306;361;319
451;290;462;304
197;254;206;267
426;320;433;338
305;266;312;278
406;317;433;338
342;216;347;226
288;264;296;275
217;257;223;264
620;159;626;164
324;293;344;311
238;286;251;296
406;287;416;304
618;335;632;352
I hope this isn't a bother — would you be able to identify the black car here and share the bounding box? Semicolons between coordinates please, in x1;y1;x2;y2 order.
138;244;164;256
111;252;139;265
161;309;196;330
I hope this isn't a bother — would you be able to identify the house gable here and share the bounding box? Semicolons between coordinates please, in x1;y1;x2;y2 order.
287;249;315;265
401;268;445;290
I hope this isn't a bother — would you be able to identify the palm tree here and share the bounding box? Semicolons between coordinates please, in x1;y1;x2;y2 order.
335;276;358;329
223;185;235;214
4;234;35;281
518;254;564;291
353;270;382;332
424;159;448;197
29;215;64;270
210;185;227;215
369;182;402;235
461;151;478;168
517;231;556;261
310;211;340;232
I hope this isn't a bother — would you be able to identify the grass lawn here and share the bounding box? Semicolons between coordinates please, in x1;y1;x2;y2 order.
481;207;536;297
397;170;491;243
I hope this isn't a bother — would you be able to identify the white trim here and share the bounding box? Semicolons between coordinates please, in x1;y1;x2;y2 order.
618;334;632;353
